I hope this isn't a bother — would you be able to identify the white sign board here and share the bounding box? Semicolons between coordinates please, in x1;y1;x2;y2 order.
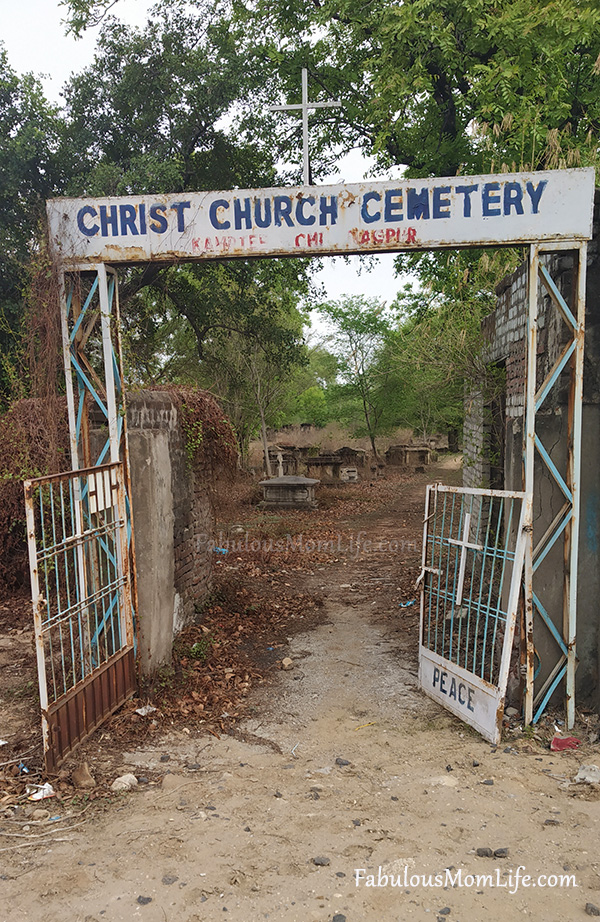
47;168;595;265
419;647;503;745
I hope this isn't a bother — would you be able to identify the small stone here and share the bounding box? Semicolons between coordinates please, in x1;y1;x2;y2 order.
446;765;453;772
505;707;519;718
472;760;480;767
335;758;350;767
332;915;347;922
111;773;138;792
352;819;361;826
274;791;283;798
187;763;201;770
438;910;451;916
476;847;493;858
162;875;178;886
313;856;330;866
494;848;509;858
136;896;152;905
137;776;149;785
335;872;346;878
585;904;600;917
481;779;494;785
391;795;398;801
281;657;293;670
159;754;170;762
544;818;561;826
244;826;251;832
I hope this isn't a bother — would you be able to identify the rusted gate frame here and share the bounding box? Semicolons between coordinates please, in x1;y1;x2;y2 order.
523;242;587;727
24;463;135;771
23;265;139;769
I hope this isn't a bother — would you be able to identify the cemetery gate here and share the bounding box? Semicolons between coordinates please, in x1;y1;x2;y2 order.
33;166;594;761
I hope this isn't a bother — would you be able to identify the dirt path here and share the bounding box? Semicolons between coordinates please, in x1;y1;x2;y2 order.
2;460;600;922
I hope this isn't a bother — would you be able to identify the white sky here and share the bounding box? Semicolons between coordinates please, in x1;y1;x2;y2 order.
1;0;407;319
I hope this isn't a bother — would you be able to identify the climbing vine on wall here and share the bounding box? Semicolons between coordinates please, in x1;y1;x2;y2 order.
170;386;238;475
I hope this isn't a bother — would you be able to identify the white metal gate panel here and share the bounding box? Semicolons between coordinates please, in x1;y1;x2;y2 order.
24;462;135;770
418;484;531;744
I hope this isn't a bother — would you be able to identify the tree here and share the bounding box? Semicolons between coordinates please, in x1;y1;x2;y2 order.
60;0;600;178
59;8;314;374
318;296;395;456
232;0;600;179
0;47;65;407
377;251;515;442
199;305;308;471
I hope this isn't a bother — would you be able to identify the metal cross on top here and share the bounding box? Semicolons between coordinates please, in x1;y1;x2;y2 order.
269;68;341;185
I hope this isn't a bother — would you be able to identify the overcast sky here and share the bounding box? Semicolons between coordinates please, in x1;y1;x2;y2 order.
1;0;406;316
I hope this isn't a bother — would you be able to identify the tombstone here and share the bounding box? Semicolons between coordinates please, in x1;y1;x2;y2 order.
406;446;431;467
385;444;431;467
267;446;297;476
338;446;367;468
385;444;408;466
340;467;359;482
304;454;343;482
259;475;320;508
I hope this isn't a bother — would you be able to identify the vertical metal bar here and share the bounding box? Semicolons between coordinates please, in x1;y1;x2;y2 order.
73;471;91;674
566;243;587;728
482;495;504;682
472;493;494;675
115;464;134;649
110;268;139;631
523;244;538;725
97;264;120;464
302;68;309;185
24;482;51;758
497;493;532;721
59;272;80;470
419;484;431;649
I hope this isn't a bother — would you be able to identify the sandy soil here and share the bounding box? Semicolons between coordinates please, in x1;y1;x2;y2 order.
1;459;600;922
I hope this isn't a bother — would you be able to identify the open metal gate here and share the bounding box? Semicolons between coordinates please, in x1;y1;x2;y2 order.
24;462;135;771
418;484;531;743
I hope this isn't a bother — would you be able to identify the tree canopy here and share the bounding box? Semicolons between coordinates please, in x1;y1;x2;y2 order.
2;0;600;453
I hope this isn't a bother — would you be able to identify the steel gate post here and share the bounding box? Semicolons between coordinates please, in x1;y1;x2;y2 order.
59;270;81;471
524;242;587;729
566;243;587;727
97;264;121;465
523;246;539;725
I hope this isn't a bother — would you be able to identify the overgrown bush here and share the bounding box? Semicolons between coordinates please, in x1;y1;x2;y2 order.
0;397;69;590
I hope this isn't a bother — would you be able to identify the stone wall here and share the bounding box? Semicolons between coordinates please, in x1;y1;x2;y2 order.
464;206;600;709
126;391;214;675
